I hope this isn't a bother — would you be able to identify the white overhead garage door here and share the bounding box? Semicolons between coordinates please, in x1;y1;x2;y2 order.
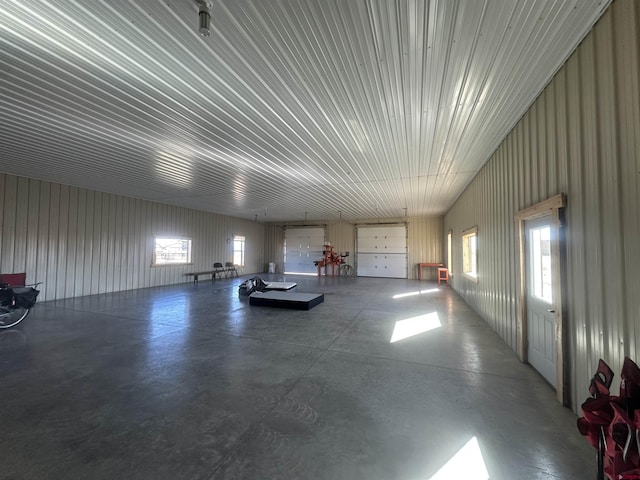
284;227;325;275
357;225;407;278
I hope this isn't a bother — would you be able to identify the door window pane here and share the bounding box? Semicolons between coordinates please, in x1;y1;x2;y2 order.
530;226;552;302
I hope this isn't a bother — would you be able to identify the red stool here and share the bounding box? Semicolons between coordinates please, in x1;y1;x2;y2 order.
437;267;449;286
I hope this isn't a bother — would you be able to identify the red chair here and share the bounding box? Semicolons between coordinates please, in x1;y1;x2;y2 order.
0;272;26;287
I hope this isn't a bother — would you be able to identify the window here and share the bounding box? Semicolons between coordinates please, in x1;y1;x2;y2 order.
447;230;453;275
530;225;552;303
462;227;478;281
153;236;192;266
233;235;245;266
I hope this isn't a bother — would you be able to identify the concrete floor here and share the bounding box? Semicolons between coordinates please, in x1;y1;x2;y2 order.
1;275;594;479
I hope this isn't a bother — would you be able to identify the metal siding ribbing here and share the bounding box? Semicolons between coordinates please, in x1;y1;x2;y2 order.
580;33;606;383
408;217;443;280
0;173;265;301
595;12;624;384
445;0;640;411
330;222;356;262
234;219;266;275
615;0;640;368
264;224;285;273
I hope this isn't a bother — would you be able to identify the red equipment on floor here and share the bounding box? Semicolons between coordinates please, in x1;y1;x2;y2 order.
314;243;344;277
577;357;640;480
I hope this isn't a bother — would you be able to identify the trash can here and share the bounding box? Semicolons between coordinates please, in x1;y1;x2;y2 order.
268;262;276;274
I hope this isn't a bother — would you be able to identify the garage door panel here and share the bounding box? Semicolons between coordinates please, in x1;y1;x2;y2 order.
357;236;406;252
357;253;406;278
284;227;325;274
383;255;408;277
358;226;406;239
356;225;407;278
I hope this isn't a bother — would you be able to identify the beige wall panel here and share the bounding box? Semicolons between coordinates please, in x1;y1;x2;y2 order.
595;12;625;385
26;179;40;286
563;50;591;405
0;173;265;301
14;177;28;273
445;0;640;411
2;176;17;271
617;0;640;367
263;224;285;273
580;33;607;382
328;222;356;266
234;219;266;275
399;216;443;280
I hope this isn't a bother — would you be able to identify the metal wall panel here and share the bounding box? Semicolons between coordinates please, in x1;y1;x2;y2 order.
444;0;640;411
263;224;285;274
0;173;265;301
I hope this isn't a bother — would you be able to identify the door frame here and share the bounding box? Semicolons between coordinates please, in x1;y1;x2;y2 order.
515;193;567;405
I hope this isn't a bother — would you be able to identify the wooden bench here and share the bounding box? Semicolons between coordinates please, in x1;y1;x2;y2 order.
184;271;218;283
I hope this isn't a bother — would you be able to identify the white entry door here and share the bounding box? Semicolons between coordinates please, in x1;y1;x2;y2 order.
284;227;325;274
356;225;407;278
526;216;556;387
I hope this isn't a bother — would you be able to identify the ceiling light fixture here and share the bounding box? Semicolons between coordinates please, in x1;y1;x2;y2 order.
196;0;211;37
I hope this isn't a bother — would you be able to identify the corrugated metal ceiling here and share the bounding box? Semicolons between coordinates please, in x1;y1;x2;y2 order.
0;0;610;222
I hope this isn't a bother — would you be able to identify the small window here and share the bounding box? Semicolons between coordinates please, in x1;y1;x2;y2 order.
447;230;453;276
153;236;192;266
462;227;478;281
233;235;245;266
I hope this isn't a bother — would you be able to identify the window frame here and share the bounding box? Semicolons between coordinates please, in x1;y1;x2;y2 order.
152;235;193;267
447;230;453;276
462;226;478;282
233;235;245;267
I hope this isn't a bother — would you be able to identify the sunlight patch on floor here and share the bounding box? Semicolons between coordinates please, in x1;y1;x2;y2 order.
429;437;489;480
390;311;441;343
392;288;439;299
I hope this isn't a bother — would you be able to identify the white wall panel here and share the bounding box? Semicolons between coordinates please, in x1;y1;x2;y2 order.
444;0;640;411
0;173;265;301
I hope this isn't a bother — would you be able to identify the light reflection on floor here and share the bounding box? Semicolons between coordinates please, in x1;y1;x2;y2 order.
390;311;441;343
147;295;189;368
429;436;490;480
392;288;440;299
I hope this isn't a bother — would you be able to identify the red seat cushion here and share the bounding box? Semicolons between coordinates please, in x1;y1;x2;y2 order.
0;273;26;287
